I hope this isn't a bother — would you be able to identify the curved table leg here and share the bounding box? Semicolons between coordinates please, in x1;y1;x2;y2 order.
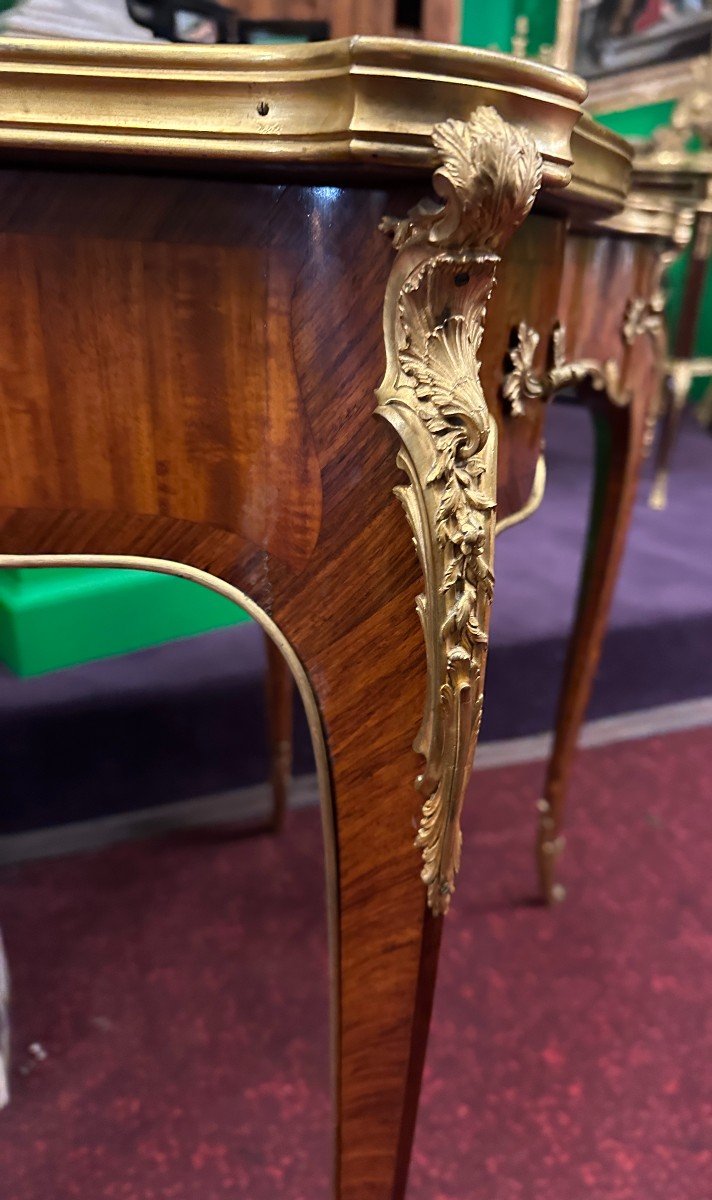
296;589;455;1200
264;632;293;832
537;389;648;904
649;364;690;510
329;712;445;1199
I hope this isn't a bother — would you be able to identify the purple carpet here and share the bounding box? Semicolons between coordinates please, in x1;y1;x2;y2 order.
0;405;710;838
0;726;710;1199
482;401;712;738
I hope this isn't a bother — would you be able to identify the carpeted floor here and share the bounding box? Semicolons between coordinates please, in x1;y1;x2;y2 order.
1;725;710;1200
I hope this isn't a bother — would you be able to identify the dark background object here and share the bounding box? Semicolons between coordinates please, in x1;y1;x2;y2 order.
126;0;329;43
575;0;712;80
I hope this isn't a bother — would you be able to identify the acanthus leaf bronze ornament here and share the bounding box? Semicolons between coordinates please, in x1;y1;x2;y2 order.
503;273;673;417
375;106;543;914
502;320;621;414
622;294;664;346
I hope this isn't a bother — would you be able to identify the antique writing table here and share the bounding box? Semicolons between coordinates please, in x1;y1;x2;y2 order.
0;36;665;1199
637;155;712;510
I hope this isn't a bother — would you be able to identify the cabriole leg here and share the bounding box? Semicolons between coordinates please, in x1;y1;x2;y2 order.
264;633;294;831
649;364;691;510
538;388;648;903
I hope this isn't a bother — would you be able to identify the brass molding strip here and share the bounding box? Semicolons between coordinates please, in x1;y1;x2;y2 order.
0;35;629;214
495;453;547;534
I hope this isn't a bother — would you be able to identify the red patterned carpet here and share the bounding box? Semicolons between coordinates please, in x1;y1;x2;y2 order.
1;726;710;1200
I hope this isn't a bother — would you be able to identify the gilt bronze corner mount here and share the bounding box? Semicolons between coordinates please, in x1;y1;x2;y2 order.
502;320;620;416
375;107;543;913
503;288;665;417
